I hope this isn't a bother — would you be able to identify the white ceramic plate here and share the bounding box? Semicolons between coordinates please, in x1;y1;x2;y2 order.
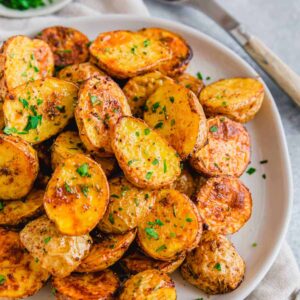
16;15;292;300
0;0;71;18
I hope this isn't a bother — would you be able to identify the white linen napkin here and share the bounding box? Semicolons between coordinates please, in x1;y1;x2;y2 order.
0;1;299;299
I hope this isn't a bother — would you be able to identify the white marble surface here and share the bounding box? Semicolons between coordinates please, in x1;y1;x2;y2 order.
144;0;300;264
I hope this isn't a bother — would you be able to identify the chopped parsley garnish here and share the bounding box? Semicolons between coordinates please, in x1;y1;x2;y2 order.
152;102;160;112
154;121;163;129
3;126;27;135
262;174;266;179
145;171;153;180
260;159;268;164
172;205;177;217
214;263;222;271
108;213;115;224
33;66;39;73
145;193;149;200
196;72;203;80
135;131;140;137
37;99;43;105
206;76;211;80
51;288;56;295
221;101;228;107
64;182;72;193
0;201;4;211
34;257;39;263
133;96;139;102
209;125;218;132
0;275;5;285
81;185;89;197
145;227;159;239
148;219;164;226
156;244;167;252
143;39;150;47
170;119;175;126
89;94;99;105
0;0;46;10
163;160;167;173
170;232;176;238
131;45;138;54
252;242;258;247
128;159;137;166
56;105;65;113
152;158;159;166
185;84;192;88
111;194;120;198
144;128;150;135
24;114;42;131
246;167;256;175
44;237;51;244
19;97;29;108
169;96;175;103
76;163;91;177
186;217;193;222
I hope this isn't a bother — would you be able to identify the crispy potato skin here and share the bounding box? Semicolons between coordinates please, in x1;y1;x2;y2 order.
77;229;136;272
139;28;192;77
0;134;39;199
75;76;131;157
175;73;205;97
3;77;78;144
123;71;174;118
111;116;181;189
144;82;207;159
53;269;120;300
137;189;202;261
169;168;196;198
98;177;156;234
37;26;90;67
90;30;171;79
120;250;185;275
119;269;176;300
199;78;264;123
20;215;92;278
195;176;252;234
0;35;54;102
181;231;245;294
190;116;251;177
44;154;109;236
0;228;50;299
0;189;44;226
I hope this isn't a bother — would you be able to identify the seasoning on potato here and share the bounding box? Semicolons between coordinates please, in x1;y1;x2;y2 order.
175;73;205;96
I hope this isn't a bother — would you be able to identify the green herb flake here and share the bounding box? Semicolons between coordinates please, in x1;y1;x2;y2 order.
156;244;167;252
145;227;159;239
145;171;153;180
185;84;192;88
89;94;99;105
209;125;218;133
152;102;160;112
0;275;6;285
196;72;203;80
24;114;42;131
33;66;39;73
260;159;268;164
152;158;159;166
81;185;89;197
246;167;256;175
221;101;228;107
111;194;120;199
131;45;138;54
163;160;167;173
108;213;115;224
262;174;266;179
144;128;150;135
133;96;139;102
214;262;222;271
19;97;29;108
145;193;149;200
51;288;56;295
186;217;193;222
64;182;72;193
170;232;176;238
252;242;258;247
135;131;140;137
44;237;51;244
170;119;176;126
0;201;4;211
134;198;139;207
37;99;43;105
169;96;175;103
128;159;137;166
143;39;150;47
206;76;211;80
154;121;163;129
56;105;65;113
76;163;91;177
3;126;27;135
34;257;39;263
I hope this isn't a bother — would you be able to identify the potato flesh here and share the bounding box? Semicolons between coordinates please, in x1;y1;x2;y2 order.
175;73;204;96
169;168;196;198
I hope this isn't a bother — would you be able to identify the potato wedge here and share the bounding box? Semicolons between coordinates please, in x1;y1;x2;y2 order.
77;229;136;272
0;35;54;102
0;228;50;299
20;215;92;278
3;77;78;144
181;231;245;294
112;117;181;189
0;189;44;226
175;73;204;96
139;27;192;77
137;189;202;261
120;250;185;275
119;269;176;300
89;30;171;79
195;176;252;234
169;168;196;198
44;153;109;236
92;156;118;177
52;269;119;300
0;134;38;199
75;75;131;156
123;71;174;118
199;78;264;123
58;62;106;85
144;82;207;159
190;116;251;176
37;26;90;67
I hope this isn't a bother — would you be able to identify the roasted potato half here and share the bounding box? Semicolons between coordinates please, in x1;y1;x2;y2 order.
77;229;136;273
0;134;38;199
123;71;174;118
52;269;120;300
199;78;264;123
75;75;131;157
119;269;176;300
181;231;245;294
195;176;252;234
98;176;156;234
112;117;181;189
20;215;92;278
44;154;109;236
175;73;205;96
190;116;251;177
0;189;44;226
92;156;118;177
139;27;192;77
3;77;78;144
37;26;90;67
90;30;171;79
144;82;207;159
0;228;50;299
0;35;54;102
137;189;202;261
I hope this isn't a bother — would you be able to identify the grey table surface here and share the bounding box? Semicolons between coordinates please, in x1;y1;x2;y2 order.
144;0;300;264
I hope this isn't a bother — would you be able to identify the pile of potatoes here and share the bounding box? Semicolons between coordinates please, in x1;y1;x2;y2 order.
0;25;264;299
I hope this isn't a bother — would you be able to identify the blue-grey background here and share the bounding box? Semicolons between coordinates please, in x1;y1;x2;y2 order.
144;0;300;264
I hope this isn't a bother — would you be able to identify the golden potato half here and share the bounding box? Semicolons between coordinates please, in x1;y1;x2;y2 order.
0;189;44;226
199;77;264;123
92;156;118;177
112;116;181;189
20;215;92;278
181;231;245;294
90;30;171;79
52;269;120;300
137;189;202;261
0;35;54;102
0;228;50;299
98;176;156;234
175;73;205;97
44;154;109;236
144;82;207;159
195;176;252;234
123;71;174;118
37;26;90;67
3;77;78;144
75;75;131;156
190;116;251;176
119;269;176;300
0;134;38;199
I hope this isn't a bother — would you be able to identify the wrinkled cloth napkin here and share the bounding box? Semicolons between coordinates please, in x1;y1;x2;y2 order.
0;0;299;299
